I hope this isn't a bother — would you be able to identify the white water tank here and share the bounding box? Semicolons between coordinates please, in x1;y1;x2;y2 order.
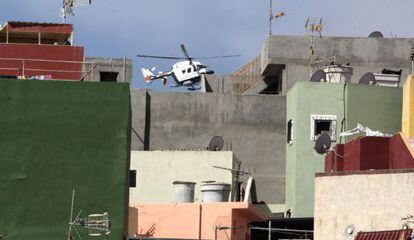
323;64;353;83
172;181;196;203
200;182;231;203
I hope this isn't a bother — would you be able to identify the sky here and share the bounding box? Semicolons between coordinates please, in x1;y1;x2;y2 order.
1;0;414;90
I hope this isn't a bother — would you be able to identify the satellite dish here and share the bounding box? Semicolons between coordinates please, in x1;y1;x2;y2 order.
314;133;331;154
208;136;224;151
359;72;376;85
309;69;326;82
368;31;384;38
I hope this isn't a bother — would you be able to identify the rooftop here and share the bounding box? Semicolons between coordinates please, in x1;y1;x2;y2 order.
0;21;73;45
355;229;412;240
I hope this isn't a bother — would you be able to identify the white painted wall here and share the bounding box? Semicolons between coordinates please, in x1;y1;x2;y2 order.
129;151;237;205
314;171;414;240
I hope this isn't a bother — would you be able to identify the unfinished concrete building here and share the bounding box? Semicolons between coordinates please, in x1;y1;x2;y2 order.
83;57;132;83
207;35;414;95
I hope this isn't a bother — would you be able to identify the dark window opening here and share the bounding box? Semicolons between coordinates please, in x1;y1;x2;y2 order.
260;76;281;95
287;119;293;143
129;170;137;188
100;72;119;82
187;68;192;73
314;120;332;137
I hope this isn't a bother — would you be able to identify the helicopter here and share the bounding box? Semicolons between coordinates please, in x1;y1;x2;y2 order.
138;44;240;91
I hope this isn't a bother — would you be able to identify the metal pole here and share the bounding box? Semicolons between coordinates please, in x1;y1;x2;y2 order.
269;0;272;36
268;221;272;240
22;60;25;77
123;54;127;82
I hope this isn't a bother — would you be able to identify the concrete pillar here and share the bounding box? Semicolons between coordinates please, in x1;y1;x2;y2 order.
402;75;414;138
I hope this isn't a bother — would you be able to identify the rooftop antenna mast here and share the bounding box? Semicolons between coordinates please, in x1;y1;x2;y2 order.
305;17;327;76
60;0;92;23
268;0;285;36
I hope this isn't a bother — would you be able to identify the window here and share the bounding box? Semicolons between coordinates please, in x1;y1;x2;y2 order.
187;68;192;73
129;170;137;188
100;72;119;82
310;115;336;141
287;119;293;144
182;70;186;74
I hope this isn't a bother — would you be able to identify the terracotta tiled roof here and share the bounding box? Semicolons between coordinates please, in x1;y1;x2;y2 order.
355;229;412;240
7;21;72;27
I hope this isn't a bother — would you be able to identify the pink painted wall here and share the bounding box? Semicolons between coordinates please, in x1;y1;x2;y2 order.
128;202;266;240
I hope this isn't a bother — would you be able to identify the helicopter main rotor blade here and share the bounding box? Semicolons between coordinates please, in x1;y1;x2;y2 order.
137;54;184;60
180;44;193;61
193;54;241;59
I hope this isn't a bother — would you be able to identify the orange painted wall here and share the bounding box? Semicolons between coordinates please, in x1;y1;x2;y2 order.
128;202;266;240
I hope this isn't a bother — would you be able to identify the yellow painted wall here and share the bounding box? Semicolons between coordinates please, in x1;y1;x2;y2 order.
402;75;414;138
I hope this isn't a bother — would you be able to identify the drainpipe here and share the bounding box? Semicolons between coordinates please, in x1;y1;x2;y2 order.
198;204;202;240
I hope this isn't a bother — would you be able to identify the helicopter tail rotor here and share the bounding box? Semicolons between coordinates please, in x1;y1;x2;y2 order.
141;67;155;83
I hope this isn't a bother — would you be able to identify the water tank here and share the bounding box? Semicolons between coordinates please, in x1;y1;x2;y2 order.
172;181;196;203
323;64;353;83
200;182;231;203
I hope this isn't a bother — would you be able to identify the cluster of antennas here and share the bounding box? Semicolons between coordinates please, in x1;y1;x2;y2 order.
305;17;324;36
60;0;92;22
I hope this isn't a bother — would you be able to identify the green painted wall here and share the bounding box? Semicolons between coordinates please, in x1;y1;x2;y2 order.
346;84;402;138
0;80;130;240
286;82;402;218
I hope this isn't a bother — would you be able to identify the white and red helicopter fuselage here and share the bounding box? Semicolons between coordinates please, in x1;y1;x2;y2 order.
141;60;214;87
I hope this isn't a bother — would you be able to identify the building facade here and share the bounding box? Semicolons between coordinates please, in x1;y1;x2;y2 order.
286;82;402;217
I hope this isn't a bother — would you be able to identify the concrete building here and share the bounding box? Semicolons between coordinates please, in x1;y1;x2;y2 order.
83;56;132;83
314;169;414;240
0;21;132;83
286;82;402;217
128;202;266;240
129;151;238;205
0;21;84;80
261;35;414;95
130;89;286;211
229;35;414;95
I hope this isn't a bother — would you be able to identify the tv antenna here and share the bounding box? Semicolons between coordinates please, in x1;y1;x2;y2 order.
268;0;285;36
60;0;92;23
66;190;111;240
305;17;326;75
212;165;251;202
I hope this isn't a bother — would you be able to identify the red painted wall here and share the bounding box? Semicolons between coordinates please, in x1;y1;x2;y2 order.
389;134;414;168
325;134;414;172
0;43;84;80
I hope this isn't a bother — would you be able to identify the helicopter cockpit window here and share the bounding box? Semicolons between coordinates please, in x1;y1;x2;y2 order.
182;70;185;74
197;65;206;70
187;68;192;73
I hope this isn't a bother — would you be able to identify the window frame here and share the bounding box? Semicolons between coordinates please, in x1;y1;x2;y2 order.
310;114;337;141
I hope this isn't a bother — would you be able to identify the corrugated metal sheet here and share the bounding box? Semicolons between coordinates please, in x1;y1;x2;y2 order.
355;229;412;240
